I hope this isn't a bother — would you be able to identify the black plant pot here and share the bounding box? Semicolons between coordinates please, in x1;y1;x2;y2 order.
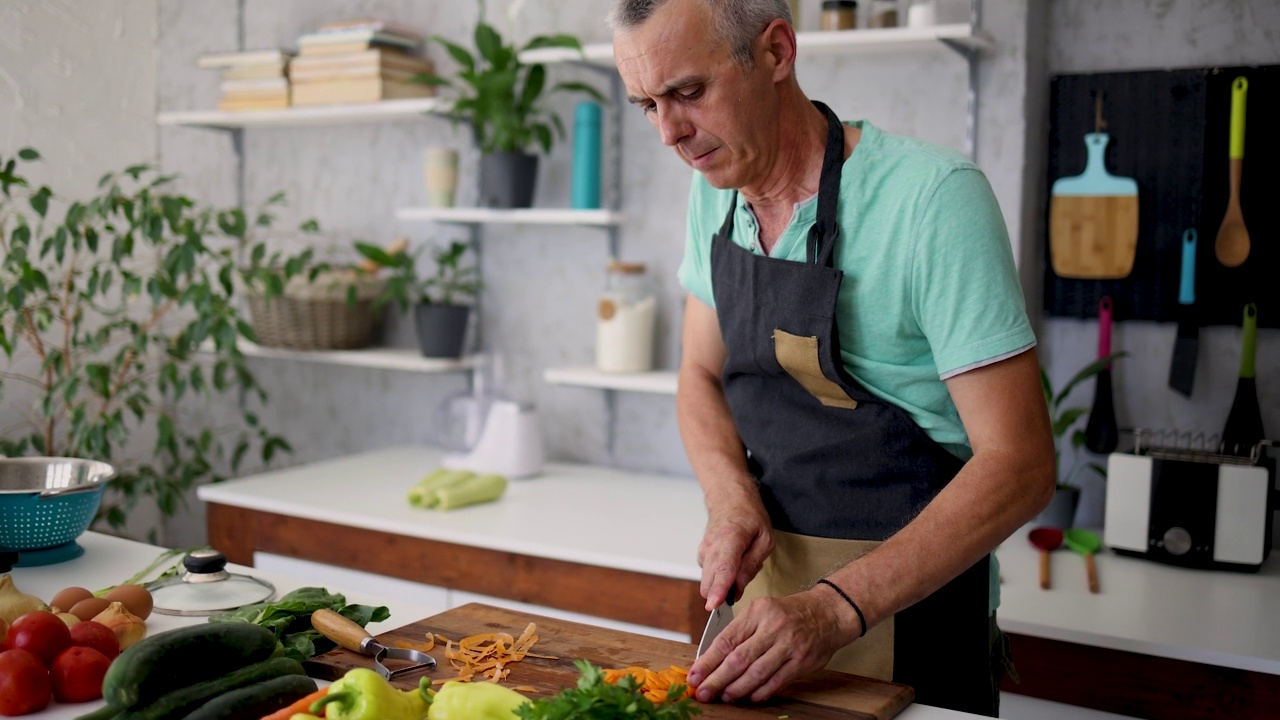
414;303;470;358
479;152;539;208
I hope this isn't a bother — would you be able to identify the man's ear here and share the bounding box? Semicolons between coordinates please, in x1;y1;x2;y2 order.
759;18;797;81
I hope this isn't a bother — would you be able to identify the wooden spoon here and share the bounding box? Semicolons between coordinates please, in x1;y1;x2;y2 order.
1215;77;1250;267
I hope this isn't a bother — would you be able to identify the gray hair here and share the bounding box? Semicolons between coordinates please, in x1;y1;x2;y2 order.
608;0;792;68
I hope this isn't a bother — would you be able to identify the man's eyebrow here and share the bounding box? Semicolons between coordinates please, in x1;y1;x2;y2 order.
626;75;704;105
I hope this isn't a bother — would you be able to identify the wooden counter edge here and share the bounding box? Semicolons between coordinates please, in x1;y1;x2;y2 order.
207;502;708;636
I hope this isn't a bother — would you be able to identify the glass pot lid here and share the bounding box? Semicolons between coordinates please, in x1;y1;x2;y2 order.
147;549;275;616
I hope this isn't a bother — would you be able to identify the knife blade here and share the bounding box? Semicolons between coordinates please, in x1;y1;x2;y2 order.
1168;228;1199;396
695;590;735;659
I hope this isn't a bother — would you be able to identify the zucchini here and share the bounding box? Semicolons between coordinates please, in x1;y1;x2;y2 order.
180;674;317;720
116;657;305;720
102;622;278;710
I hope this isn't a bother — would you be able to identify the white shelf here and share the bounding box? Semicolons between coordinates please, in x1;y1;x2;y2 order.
520;23;991;66
544;366;678;395
395;207;624;226
208;340;479;374
156;97;452;129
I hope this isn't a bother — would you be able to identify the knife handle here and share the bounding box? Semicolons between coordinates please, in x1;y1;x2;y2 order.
312;608;374;654
1178;229;1197;305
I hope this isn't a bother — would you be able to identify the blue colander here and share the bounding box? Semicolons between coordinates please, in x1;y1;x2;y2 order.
0;457;115;556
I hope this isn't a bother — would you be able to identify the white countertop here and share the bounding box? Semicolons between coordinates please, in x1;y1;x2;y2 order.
7;531;974;720
995;524;1280;674
197;445;709;581
198;445;1280;680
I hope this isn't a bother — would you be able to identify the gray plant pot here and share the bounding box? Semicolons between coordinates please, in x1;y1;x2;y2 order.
1035;486;1081;529
479;152;539;208
414;303;470;359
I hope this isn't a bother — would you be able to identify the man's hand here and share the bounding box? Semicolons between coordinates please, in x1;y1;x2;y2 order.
687;586;857;703
698;489;773;609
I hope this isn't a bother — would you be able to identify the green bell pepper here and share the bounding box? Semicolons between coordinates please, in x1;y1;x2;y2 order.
427;680;528;720
311;669;431;720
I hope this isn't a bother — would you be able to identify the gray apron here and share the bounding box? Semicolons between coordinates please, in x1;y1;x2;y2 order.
709;101;995;716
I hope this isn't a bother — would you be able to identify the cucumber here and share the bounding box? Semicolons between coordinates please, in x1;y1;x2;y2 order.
116;657;305;720
101;622;278;710
179;674;317;720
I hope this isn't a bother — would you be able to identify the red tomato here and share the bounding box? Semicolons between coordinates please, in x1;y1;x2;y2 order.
4;611;71;667
0;648;52;716
49;646;111;704
68;621;119;661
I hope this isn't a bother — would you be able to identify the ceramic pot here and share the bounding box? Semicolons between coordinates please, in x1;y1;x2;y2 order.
479;152;538;208
1035;486;1080;529
415;303;469;358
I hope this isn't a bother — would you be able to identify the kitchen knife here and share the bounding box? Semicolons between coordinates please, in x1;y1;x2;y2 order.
695;592;735;659
1167;229;1199;396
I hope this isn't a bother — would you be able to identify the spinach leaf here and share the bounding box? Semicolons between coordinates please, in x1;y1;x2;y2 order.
208;586;390;663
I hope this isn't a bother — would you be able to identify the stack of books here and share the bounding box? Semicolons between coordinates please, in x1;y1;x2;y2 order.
197;49;294;111
290;19;436;106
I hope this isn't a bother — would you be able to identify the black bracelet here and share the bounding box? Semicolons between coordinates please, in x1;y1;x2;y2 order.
816;577;867;638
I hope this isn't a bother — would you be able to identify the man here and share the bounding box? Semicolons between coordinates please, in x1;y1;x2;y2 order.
609;0;1056;715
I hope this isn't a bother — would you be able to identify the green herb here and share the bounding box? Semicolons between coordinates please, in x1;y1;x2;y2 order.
515;659;700;720
208;586;390;663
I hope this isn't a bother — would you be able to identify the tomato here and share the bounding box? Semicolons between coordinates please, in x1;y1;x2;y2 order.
68;621;119;661
0;648;51;716
4;611;72;667
49;646;111;704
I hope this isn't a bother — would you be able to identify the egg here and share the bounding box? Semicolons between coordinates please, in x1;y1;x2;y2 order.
69;596;111;622
50;586;94;613
105;584;154;620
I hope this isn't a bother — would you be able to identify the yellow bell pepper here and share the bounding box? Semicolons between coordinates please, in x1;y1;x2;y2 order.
310;669;430;720
426;680;527;720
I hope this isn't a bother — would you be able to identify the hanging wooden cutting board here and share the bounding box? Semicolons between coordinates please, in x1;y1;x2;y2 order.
303;602;914;720
1049;132;1140;279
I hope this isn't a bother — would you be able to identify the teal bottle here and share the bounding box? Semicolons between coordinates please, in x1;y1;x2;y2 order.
571;102;602;209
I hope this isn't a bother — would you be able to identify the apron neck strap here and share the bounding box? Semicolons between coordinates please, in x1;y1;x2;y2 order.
808;101;845;268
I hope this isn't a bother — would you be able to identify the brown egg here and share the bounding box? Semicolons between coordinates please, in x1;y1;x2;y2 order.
105;584;154;620
69;596;112;622
50;586;95;613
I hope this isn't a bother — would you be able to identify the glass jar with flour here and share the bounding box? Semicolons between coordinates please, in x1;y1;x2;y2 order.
596;261;656;373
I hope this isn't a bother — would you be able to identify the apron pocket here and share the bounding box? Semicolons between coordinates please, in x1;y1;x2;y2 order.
741;531;893;681
773;329;858;409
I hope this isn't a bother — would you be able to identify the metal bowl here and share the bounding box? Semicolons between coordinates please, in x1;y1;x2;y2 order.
0;457;116;552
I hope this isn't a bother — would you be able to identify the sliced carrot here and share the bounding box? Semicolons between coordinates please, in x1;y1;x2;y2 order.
601;664;693;701
430;622;557;684
258;686;329;720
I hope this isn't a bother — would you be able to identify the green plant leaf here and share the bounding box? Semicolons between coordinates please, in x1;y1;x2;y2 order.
18;148;40;161
30;186;51;217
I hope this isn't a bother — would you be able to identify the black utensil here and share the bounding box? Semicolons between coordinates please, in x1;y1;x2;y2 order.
1167;229;1199;396
1085;296;1119;454
1222;303;1264;456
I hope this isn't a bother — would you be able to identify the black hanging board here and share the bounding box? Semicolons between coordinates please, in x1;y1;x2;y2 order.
1043;65;1279;327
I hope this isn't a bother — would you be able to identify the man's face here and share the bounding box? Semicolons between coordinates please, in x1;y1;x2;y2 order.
613;0;775;189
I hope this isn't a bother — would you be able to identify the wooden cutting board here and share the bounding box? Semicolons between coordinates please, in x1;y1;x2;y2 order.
303;603;914;720
1049;132;1139;279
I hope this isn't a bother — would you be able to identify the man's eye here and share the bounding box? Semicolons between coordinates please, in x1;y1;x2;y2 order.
678;87;702;101
640;102;657;114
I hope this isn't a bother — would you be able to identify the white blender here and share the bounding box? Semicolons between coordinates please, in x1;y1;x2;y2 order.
436;355;544;478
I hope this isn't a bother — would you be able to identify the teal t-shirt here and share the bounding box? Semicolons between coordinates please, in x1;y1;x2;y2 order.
677;120;1035;613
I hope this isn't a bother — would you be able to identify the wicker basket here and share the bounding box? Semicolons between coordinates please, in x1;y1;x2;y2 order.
246;270;384;350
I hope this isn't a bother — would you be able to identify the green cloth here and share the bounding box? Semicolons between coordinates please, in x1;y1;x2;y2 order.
678;120;1034;612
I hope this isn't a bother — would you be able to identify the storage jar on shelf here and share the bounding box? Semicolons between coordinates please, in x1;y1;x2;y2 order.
596;261;656;373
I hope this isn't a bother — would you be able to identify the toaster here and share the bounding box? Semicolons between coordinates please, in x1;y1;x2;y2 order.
1104;444;1276;572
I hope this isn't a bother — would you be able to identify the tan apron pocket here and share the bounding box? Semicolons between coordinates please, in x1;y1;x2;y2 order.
773;329;858;409
741;530;893;681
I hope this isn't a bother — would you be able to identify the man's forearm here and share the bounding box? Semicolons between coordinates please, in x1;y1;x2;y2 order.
676;364;757;504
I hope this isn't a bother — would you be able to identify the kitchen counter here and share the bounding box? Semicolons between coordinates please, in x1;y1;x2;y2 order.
7;531;977;720
198;445;1280;718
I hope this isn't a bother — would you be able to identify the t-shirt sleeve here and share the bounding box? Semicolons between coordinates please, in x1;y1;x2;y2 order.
911;167;1035;378
677;174;716;308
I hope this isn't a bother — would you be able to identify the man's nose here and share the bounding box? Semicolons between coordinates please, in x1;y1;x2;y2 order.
655;105;690;146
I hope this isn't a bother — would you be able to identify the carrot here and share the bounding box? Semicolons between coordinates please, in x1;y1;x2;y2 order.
431;622;558;684
259;686;329;720
602;664;693;701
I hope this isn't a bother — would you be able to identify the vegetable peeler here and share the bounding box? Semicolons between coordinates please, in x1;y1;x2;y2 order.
311;608;437;680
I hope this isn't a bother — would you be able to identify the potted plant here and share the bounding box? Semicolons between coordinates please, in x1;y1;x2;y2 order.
1039;351;1127;528
355;239;481;359
414;2;607;208
0;148;314;542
